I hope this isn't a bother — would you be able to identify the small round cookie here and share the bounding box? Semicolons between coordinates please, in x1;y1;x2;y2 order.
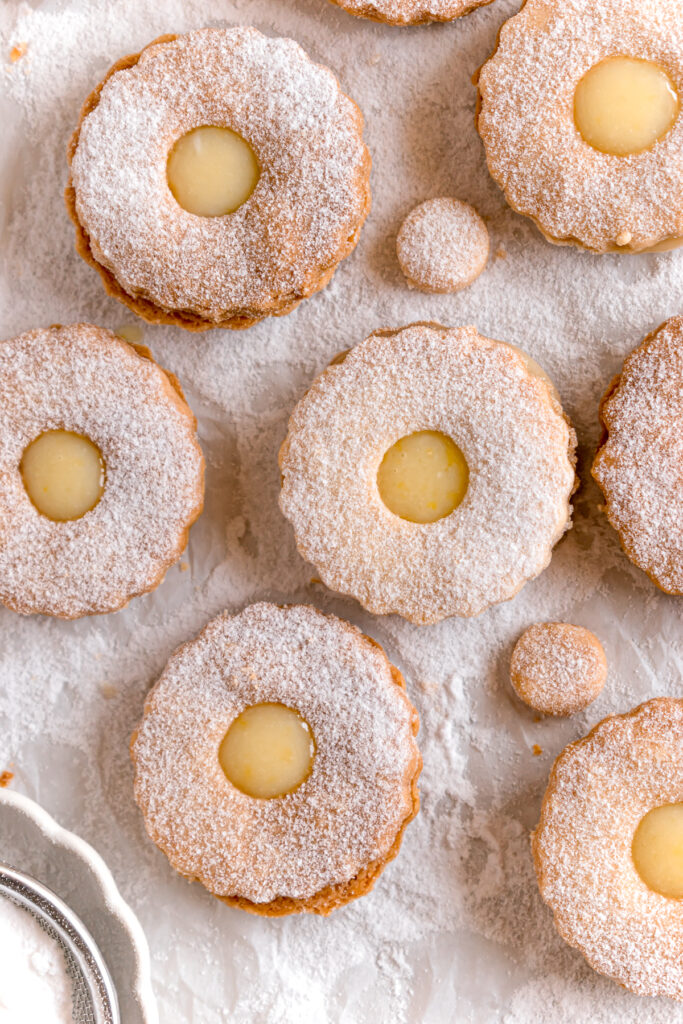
66;28;371;330
279;323;577;624
396;198;490;293
533;699;683;1000
131;603;421;916
0;323;204;618
476;0;683;253
510;622;607;716
593;316;683;595
328;0;494;26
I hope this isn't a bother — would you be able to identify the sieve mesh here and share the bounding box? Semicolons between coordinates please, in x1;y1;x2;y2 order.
0;864;118;1024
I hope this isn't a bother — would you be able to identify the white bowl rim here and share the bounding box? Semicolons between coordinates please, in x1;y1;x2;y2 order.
0;787;158;1024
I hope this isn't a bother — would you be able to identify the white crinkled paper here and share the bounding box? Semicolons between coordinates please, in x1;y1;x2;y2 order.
1;1;683;1021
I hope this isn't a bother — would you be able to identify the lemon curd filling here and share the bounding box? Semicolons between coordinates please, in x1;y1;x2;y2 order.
632;803;683;898
574;56;679;156
21;430;106;522
219;702;316;799
377;430;469;524
167;126;260;217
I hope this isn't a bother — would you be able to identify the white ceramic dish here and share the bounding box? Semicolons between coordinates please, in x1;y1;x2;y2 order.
0;788;158;1024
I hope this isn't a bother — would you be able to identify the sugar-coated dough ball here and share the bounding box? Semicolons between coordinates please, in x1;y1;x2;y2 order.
510;623;607;717
396;197;489;293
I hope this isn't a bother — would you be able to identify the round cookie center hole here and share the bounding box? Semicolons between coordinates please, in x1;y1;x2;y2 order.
377;431;469;524
219;702;316;800
167;126;260;217
20;430;106;522
632;803;683;898
574;56;679;156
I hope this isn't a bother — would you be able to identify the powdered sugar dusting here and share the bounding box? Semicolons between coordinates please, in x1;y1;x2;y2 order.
329;0;494;27
0;323;204;617
132;603;419;904
510;622;607;716
396;197;490;292
280;324;576;623
593;316;683;595
0;896;73;1022
70;27;371;325
3;0;683;1020
533;699;683;999
477;0;683;252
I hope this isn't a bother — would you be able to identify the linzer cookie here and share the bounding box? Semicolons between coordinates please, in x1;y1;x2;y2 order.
329;0;495;26
534;699;683;999
279;323;577;624
0;323;204;618
131;603;421;916
593;316;683;595
476;0;683;253
66;28;371;330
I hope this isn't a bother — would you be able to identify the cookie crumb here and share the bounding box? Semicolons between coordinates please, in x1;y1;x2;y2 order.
532;744;543;757
10;43;27;63
0;771;14;787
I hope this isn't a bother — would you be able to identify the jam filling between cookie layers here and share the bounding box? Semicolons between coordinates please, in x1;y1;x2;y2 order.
167;126;261;217
632;803;683;899
377;431;469;524
219;702;316;800
574;56;679;157
20;430;106;522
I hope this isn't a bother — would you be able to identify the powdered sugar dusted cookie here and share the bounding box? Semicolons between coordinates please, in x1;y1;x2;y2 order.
131;603;421;916
593;316;683;595
510;622;607;716
477;0;683;253
329;0;495;26
396;198;489;293
67;27;371;330
534;699;683;999
279;324;576;624
0;323;204;618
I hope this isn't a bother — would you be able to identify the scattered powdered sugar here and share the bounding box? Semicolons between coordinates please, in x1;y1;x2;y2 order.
510;622;607;716
132;603;419;904
0;896;73;1023
0;324;204;617
3;0;683;1021
396;197;490;292
70;27;370;325
477;0;683;252
279;324;576;623
593;316;683;595
533;699;683;1000
329;0;494;27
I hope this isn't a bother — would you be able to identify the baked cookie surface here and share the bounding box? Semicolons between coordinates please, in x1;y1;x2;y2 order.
476;0;683;253
279;323;576;624
396;198;489;293
592;316;683;595
67;28;371;330
131;603;421;916
0;323;204;618
510;622;607;716
533;699;683;999
328;0;494;26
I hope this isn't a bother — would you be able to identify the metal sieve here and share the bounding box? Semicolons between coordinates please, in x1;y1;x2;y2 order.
0;862;119;1024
